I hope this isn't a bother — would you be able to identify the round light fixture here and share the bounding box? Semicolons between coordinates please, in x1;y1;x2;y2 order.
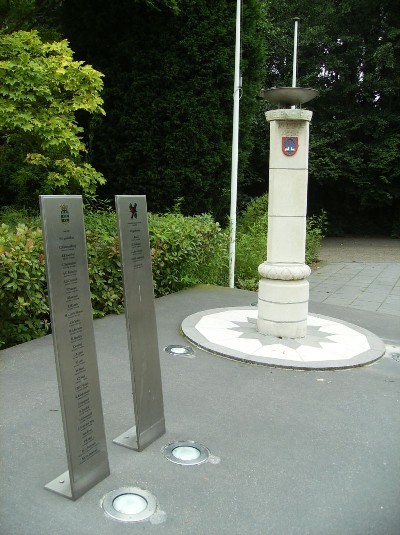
164;345;194;357
172;446;201;461
113;494;147;515
102;487;157;522
162;440;210;466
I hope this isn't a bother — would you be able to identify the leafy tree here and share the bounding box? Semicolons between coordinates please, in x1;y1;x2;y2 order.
260;0;400;235
0;29;106;206
0;0;179;33
0;0;62;35
61;0;265;219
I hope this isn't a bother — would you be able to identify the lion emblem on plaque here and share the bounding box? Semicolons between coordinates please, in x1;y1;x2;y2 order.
129;202;138;219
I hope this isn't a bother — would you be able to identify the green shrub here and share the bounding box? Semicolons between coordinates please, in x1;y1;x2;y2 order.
84;210;124;318
149;212;226;295
237;194;269;234
0;223;49;348
233;195;327;291
0;199;326;349
0;206;41;227
305;211;328;264
235;195;269;291
0;209;225;348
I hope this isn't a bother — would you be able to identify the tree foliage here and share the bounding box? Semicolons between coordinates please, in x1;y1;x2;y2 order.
61;0;265;219
1;0;398;235
260;0;400;235
0;203;326;348
0;0;62;35
0;29;106;205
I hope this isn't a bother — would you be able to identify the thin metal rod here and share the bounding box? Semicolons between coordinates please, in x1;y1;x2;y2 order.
292;17;300;88
229;0;242;289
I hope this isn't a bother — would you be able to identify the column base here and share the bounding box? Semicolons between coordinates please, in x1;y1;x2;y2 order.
257;317;308;339
257;278;309;339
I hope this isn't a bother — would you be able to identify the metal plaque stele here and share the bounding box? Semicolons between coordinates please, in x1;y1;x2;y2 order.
40;195;110;500
114;195;166;451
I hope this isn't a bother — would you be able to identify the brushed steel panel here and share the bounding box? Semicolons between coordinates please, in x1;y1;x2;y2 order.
114;196;166;451
40;195;110;500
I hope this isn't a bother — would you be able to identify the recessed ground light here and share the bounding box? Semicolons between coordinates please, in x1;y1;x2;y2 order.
162;440;210;465
164;345;194;357
102;487;157;523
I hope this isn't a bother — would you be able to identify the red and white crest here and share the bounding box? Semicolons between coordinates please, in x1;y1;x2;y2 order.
282;136;299;156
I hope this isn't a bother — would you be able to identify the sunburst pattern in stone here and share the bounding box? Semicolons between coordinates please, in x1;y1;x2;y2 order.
194;308;374;364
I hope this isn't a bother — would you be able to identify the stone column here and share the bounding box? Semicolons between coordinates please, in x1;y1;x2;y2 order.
257;108;313;339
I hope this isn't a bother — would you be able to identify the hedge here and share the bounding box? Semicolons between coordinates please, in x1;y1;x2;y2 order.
0;200;326;349
0;211;226;348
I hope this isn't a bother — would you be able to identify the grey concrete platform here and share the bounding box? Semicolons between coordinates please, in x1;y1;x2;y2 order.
1;285;400;535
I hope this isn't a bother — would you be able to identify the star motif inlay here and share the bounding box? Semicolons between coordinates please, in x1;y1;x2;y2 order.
229;318;327;349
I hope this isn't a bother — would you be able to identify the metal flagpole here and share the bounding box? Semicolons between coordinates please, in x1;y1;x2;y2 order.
229;0;242;288
291;17;300;110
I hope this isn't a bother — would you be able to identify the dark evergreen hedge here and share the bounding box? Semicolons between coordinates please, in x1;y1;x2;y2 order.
61;0;265;220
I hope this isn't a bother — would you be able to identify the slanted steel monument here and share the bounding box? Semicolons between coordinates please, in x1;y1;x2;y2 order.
40;193;166;501
113;195;166;451
40;195;110;500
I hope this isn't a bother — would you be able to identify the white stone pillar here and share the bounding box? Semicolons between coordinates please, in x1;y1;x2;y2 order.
257;108;313;339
